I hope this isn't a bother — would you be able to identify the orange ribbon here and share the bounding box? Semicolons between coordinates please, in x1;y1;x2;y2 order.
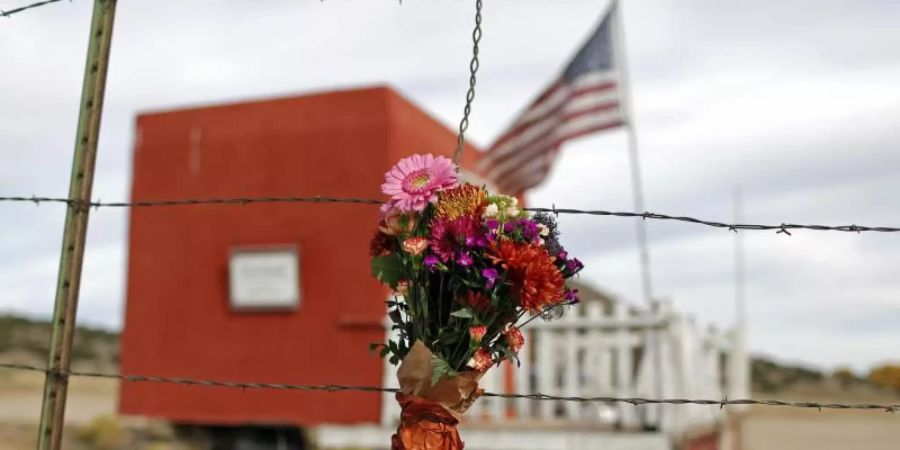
391;393;465;450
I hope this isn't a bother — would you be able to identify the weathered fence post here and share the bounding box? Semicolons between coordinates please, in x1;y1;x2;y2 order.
37;1;118;449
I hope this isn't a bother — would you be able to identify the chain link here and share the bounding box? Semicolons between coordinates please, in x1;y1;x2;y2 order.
453;0;483;166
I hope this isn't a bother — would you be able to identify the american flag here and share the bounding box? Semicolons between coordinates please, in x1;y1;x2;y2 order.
479;4;625;194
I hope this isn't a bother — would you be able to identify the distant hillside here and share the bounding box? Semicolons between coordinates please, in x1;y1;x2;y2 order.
752;356;825;393
750;355;900;403
0;314;119;367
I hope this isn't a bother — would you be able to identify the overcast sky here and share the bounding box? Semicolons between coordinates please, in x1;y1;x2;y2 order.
1;0;898;372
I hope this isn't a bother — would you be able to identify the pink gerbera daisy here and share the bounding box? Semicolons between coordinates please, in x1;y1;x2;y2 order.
381;154;458;212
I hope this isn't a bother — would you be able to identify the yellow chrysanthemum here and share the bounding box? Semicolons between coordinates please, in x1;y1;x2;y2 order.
435;184;487;219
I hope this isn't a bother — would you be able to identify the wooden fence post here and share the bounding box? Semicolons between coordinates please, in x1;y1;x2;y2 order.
36;1;118;449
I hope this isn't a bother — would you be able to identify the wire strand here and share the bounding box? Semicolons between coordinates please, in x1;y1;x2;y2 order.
0;362;896;413
0;0;64;18
0;195;897;233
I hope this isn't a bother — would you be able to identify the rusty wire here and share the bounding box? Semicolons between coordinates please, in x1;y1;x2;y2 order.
0;362;897;413
452;0;483;166
0;0;64;18
0;194;897;234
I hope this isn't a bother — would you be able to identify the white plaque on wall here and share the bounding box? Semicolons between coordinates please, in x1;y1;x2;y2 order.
228;246;300;310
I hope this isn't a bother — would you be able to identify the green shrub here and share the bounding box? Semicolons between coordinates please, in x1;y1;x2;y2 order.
78;415;129;450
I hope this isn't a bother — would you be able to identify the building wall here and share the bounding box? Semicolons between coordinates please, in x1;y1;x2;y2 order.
119;86;481;426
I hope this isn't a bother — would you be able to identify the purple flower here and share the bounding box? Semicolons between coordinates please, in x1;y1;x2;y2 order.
474;236;488;248
556;250;568;261
424;254;440;270
503;221;517;234
457;251;473;267
462;225;488;249
564;288;580;304
482;268;499;289
521;220;539;240
486;219;499;231
565;257;585;274
464;234;488;248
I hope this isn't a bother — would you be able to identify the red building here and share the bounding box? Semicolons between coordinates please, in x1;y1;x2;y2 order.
118;86;485;427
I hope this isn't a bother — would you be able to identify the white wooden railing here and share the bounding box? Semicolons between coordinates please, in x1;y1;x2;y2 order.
380;293;749;440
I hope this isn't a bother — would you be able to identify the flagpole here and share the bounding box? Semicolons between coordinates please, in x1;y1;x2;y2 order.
730;187;750;408
612;0;662;429
612;0;653;307
733;187;746;331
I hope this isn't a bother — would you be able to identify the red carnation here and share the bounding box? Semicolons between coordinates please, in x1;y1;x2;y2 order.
467;348;493;372
504;326;525;353
469;325;487;343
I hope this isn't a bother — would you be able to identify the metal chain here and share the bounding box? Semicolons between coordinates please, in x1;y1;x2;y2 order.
453;0;483;166
0;362;897;413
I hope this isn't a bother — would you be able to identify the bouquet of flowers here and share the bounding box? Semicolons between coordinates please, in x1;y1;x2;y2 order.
369;154;583;450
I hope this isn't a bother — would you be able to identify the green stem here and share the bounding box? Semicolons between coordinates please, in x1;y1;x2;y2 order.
438;272;445;329
515;302;568;329
450;316;473;370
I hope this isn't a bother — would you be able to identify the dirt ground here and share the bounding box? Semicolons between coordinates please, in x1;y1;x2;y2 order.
0;369;121;450
741;408;900;450
739;383;900;450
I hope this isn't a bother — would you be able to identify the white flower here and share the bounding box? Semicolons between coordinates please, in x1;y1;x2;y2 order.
537;223;550;237
484;203;499;217
506;206;519;217
509;197;518;207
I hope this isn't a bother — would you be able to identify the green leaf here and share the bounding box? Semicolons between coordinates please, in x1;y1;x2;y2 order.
497;345;520;367
450;308;474;319
371;253;405;287
430;355;459;386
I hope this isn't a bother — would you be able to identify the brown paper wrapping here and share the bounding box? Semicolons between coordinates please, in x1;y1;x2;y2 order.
390;341;485;450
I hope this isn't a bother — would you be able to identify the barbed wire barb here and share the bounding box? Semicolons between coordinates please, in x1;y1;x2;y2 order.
0;0;64;19
1;362;899;413
0;195;897;233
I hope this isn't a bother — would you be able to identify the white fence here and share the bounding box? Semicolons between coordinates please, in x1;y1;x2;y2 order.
380;292;749;441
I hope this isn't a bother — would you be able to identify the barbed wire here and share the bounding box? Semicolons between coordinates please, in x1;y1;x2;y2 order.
0;0;64;18
1;362;896;413
0;194;897;234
